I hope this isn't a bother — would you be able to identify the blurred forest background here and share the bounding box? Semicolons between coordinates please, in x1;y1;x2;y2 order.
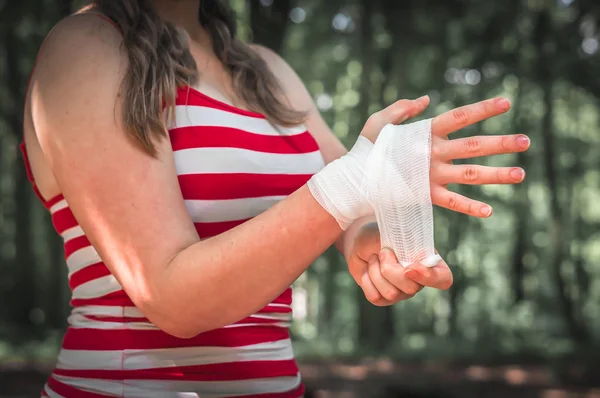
1;0;600;397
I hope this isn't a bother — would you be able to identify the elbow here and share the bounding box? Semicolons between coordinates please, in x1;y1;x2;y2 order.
133;291;214;339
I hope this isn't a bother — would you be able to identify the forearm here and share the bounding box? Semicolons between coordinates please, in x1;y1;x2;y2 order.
151;185;341;337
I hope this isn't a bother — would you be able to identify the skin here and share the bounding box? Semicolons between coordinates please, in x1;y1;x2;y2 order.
22;0;530;337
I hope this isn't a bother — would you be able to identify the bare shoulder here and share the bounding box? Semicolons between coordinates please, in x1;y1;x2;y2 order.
249;44;314;111
37;13;123;67
30;13;127;146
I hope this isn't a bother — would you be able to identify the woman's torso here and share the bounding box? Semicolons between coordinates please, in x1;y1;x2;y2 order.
23;14;325;398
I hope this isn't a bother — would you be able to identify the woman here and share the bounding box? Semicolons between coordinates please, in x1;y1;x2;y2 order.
22;0;529;396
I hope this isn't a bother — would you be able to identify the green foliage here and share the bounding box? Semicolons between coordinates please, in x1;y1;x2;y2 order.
1;0;599;369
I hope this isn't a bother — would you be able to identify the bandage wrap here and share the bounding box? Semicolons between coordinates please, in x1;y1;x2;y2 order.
308;119;441;267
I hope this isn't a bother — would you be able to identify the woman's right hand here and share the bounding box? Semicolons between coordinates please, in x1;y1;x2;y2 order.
360;95;530;218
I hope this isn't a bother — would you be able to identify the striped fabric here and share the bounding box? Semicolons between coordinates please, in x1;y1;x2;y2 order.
21;85;325;397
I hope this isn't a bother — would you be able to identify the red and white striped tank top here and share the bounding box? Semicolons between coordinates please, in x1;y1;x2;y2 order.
21;82;325;396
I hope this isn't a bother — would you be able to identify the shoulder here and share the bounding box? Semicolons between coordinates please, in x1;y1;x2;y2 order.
33;13;125;91
249;44;313;111
30;13;129;148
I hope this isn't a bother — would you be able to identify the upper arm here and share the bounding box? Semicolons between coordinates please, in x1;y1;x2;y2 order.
251;45;348;164
30;15;199;309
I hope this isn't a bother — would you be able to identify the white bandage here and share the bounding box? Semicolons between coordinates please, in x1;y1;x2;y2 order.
308;119;441;267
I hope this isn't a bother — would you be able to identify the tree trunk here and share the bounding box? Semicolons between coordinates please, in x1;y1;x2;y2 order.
510;80;529;303
320;248;339;336
535;10;590;343
248;0;294;52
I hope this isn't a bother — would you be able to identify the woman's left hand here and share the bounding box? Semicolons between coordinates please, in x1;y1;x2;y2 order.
345;221;452;306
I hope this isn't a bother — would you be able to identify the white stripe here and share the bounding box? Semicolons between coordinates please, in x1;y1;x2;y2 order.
249;313;292;321
71;305;145;318
268;303;291;309
67;313;158;330
53;374;301;398
71;274;122;300
185;196;285;223
174;147;324;176
169;105;306;136
66;245;102;276
224;322;291;329
61;225;84;242
43;384;65;398
49;199;68;213
56;339;294;371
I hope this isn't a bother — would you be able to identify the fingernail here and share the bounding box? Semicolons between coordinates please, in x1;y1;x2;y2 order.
415;95;429;103
510;167;525;181
496;98;510;110
405;269;418;279
517;135;530;148
480;206;493;217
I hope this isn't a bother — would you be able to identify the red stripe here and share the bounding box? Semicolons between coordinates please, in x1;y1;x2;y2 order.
194;219;248;239
69;262;111;290
179;173;311;200
233;316;289;326
46;376;112;398
64;235;92;260
71;290;134;308
273;288;292;306
62;325;290;350
176;86;265;119
52;206;79;235
170;126;317;154
257;305;292;314
53;360;299;382
84;315;149;323
20;143;64;210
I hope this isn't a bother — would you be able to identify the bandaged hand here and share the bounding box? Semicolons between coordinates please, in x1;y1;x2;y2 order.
309;96;530;272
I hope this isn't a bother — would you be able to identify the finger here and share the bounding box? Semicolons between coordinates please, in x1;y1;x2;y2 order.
378;249;423;297
439;134;531;160
404;260;453;290
430;184;493;218
360;270;387;305
431;97;511;137
367;254;406;302
433;164;526;185
361;96;430;142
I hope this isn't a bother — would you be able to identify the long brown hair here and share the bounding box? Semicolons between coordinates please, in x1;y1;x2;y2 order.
91;0;306;156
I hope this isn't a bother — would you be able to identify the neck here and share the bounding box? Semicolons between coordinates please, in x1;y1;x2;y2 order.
153;0;210;46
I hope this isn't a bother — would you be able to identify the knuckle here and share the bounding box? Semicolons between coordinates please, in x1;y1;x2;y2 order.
403;284;420;296
383;288;401;302
497;167;505;182
467;201;474;215
463;166;478;182
431;141;444;159
502;135;512;151
465;137;480;153
482;99;494;114
380;261;394;279
440;276;454;290
447;194;458;210
390;106;408;121
452;108;470;126
366;291;381;305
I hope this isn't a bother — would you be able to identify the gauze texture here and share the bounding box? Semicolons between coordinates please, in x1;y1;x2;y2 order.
365;119;440;267
307;119;440;267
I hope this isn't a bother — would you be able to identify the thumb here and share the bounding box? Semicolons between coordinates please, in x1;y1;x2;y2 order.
361;96;430;142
